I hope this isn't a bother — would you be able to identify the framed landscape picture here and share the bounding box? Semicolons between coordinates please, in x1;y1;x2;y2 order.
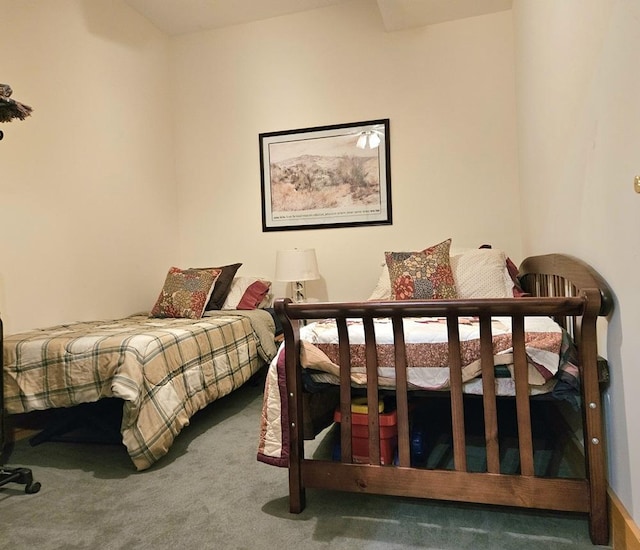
259;118;391;232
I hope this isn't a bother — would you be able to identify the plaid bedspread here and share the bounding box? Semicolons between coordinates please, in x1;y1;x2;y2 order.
4;311;277;470
257;316;570;467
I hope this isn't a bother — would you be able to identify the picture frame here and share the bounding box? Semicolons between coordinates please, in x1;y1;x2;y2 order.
259;118;391;232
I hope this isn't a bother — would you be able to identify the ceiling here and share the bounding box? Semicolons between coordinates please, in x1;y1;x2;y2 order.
124;0;512;36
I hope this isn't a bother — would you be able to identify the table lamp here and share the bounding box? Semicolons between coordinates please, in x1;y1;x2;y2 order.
275;248;320;302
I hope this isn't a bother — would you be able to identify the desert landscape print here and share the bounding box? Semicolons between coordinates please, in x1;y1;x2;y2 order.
268;133;383;214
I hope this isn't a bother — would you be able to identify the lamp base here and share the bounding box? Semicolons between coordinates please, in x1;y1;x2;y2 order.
294;281;306;303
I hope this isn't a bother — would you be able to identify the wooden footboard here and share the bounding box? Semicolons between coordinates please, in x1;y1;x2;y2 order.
276;254;612;546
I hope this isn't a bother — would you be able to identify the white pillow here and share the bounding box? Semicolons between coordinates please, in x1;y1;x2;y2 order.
450;249;514;299
222;276;272;309
367;262;392;301
367;249;514;300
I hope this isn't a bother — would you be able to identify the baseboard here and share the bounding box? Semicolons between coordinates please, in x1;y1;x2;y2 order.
610;488;640;550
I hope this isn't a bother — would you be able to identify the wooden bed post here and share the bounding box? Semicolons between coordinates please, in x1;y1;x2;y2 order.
276;299;306;513
519;254;613;546
577;289;608;545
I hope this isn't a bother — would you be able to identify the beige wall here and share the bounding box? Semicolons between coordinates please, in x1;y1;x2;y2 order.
5;0;636;530
514;0;640;523
170;0;521;301
0;0;178;333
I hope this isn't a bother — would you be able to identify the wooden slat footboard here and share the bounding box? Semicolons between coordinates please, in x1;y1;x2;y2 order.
276;254;612;546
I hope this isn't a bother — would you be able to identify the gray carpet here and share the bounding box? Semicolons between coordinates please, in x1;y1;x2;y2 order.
0;377;611;550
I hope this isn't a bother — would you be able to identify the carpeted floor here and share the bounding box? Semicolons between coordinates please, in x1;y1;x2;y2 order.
0;374;611;550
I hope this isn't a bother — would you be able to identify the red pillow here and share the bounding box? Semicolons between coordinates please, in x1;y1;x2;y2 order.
237;280;270;310
505;256;528;297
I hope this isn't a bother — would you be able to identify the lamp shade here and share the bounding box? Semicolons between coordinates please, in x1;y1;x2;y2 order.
275;249;320;282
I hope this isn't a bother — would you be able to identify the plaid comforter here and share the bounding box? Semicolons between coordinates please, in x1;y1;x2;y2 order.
4;311;277;470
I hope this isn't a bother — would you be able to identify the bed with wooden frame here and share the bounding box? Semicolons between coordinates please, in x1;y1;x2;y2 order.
260;253;613;546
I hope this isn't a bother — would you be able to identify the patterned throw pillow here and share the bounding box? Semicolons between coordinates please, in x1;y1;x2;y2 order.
385;239;457;300
150;267;221;319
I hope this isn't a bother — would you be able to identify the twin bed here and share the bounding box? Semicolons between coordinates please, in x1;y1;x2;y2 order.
2;265;278;471
258;244;612;546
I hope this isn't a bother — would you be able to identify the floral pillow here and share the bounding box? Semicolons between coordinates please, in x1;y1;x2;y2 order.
385;239;457;300
150;267;221;319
